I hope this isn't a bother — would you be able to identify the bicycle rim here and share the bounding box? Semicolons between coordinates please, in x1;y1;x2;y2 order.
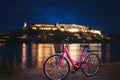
43;55;70;80
81;53;101;77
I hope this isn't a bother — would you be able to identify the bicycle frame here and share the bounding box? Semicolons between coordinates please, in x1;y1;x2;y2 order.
57;44;87;69
44;43;101;79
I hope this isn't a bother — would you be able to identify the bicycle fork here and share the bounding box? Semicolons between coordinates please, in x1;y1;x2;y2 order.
57;54;64;68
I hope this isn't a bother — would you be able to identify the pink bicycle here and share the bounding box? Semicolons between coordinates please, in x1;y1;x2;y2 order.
43;40;101;80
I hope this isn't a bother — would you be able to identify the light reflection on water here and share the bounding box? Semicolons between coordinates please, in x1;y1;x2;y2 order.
0;42;120;71
67;43;102;61
20;43;102;69
22;43;27;68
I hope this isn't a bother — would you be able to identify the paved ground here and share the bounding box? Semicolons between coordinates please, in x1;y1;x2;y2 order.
0;62;120;80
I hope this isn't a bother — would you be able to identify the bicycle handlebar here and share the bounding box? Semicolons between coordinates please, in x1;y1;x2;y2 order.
62;37;73;43
80;45;89;49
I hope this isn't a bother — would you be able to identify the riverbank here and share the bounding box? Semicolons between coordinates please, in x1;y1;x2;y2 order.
0;62;120;80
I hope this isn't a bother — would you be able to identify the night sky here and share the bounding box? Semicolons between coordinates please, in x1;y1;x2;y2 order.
0;0;120;35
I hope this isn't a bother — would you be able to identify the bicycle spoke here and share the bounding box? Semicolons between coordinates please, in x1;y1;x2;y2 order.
47;67;56;75
43;55;70;80
58;69;66;75
82;53;101;77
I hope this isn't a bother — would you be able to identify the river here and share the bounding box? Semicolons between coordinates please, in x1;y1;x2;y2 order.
0;42;120;71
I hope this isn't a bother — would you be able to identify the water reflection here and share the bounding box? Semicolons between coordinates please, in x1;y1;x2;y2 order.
102;43;120;62
67;43;102;61
0;43;21;72
22;43;27;68
0;42;120;72
20;43;102;69
37;44;55;68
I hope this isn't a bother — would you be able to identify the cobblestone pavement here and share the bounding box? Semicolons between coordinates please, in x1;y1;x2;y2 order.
0;62;120;80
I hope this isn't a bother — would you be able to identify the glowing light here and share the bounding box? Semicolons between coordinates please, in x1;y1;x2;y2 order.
22;43;27;68
31;23;102;35
32;27;37;30
52;28;57;30
60;28;65;32
24;22;27;27
90;30;101;35
68;28;79;32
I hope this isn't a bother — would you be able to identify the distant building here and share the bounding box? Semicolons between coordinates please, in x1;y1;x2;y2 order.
31;23;102;35
32;24;57;31
23;22;29;30
56;23;89;32
56;23;102;35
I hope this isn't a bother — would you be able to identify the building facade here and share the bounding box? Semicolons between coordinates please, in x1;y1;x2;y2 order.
31;23;101;35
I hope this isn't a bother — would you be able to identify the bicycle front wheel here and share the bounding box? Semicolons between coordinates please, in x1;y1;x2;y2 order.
81;53;101;77
43;55;70;80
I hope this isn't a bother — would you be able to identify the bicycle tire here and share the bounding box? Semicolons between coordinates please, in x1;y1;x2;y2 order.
43;55;70;80
81;53;101;77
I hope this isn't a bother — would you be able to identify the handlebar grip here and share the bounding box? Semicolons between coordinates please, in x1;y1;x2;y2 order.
63;37;73;43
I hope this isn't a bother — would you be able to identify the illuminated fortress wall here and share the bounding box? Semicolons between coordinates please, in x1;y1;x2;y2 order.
31;23;101;35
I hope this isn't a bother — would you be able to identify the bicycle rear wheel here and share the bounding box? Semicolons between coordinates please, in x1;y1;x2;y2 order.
81;53;101;77
43;55;70;80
